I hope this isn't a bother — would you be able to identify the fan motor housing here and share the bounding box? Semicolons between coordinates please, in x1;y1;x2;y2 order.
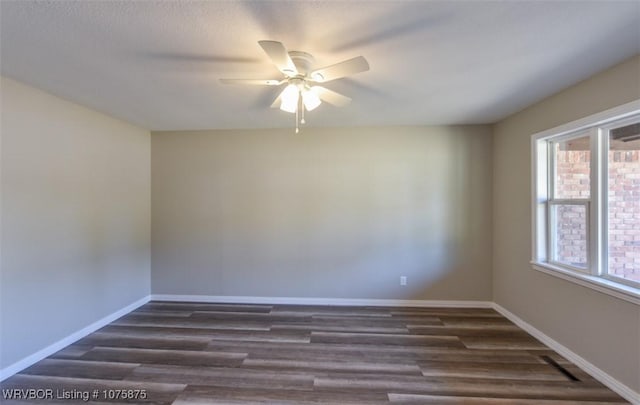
288;51;315;77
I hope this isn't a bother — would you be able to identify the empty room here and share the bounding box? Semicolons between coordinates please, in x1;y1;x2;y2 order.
1;1;639;404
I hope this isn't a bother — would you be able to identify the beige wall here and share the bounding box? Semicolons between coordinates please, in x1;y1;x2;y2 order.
152;126;492;301
493;55;640;392
0;77;151;368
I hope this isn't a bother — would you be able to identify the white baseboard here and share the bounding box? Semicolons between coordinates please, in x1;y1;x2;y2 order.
0;295;150;382
492;303;639;405
150;294;493;308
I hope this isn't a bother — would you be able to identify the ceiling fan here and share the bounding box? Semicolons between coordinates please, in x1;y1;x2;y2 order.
220;40;369;132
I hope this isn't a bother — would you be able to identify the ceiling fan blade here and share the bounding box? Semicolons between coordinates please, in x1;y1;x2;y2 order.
258;40;298;76
310;56;369;83
311;86;351;107
270;93;282;109
219;78;282;86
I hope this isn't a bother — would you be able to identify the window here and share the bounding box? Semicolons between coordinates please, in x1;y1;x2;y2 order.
532;100;640;304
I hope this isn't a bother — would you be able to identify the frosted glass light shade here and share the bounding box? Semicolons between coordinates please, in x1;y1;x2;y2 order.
280;84;299;113
302;89;321;111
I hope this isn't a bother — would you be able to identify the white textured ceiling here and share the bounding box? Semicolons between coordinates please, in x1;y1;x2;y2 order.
1;1;639;130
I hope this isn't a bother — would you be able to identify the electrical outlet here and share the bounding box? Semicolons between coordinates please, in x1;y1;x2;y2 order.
400;276;407;286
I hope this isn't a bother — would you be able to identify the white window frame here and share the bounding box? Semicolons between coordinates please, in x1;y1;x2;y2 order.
531;100;640;305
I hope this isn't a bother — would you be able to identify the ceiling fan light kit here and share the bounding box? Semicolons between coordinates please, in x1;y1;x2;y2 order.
220;40;369;133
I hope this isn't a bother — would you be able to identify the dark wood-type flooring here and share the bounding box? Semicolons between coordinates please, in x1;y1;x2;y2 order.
1;301;628;404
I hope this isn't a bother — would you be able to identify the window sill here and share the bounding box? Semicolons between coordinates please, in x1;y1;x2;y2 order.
531;262;640;305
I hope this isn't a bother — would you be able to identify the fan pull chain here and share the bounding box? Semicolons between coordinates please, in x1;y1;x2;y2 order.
295;103;299;134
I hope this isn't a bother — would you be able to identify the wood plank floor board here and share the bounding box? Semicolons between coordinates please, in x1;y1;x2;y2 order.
314;374;626;401
126;364;316;391
97;325;263;339
405;350;545;364
131;310;195;318
459;335;549;350
418;360;571;381
173;385;391;405
111;320;272;332
389;308;501;317
0;302;628;404
204;330;312;343
387;316;454;325
318;369;614;391
19;358;140;380
439;316;518;327
204;339;541;357
311;315;414;326
112;314;273;331
242;358;424;375
271;322;410;334
388;392;625;404
80;347;247;367
270;305;393;318
190;311;312;323
407;325;524;337
295;316;419;331
49;344;93;360
203;340;549;370
244;349;424;365
99;325;311;342
310;331;465;347
77;332;213;351
237;348;545;366
143;302;273;313
320;314;442;326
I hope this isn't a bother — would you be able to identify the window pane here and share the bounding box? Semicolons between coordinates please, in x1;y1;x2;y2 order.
551;204;588;269
554;135;590;199
608;123;640;284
